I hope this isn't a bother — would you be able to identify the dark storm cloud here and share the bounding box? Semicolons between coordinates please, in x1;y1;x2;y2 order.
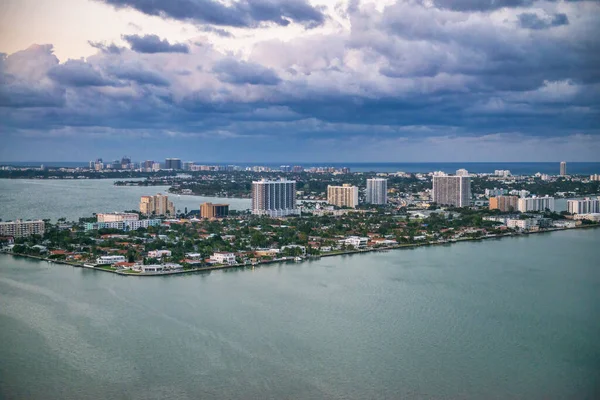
212;59;281;85
2;1;600;161
96;0;325;28
0;83;65;108
122;34;189;53
47;60;120;87
518;12;569;29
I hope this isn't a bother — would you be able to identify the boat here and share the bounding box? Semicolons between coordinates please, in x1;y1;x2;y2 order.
294;257;303;262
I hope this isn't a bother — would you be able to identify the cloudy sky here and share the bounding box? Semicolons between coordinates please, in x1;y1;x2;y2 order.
1;0;599;162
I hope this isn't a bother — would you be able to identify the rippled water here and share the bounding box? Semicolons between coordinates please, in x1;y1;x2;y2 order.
1;229;599;399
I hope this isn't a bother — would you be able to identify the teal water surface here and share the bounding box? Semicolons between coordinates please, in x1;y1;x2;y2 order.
1;229;599;399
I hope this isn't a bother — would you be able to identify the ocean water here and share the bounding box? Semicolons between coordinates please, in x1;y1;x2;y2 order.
4;161;600;175
1;228;599;399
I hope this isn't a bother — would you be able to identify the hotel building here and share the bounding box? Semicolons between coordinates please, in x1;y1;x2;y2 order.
432;174;471;207
251;179;298;217
0;220;45;238
327;184;359;208
200;202;229;218
140;194;175;216
366;178;388;205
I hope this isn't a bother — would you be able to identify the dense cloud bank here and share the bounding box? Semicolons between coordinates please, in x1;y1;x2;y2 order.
1;0;599;160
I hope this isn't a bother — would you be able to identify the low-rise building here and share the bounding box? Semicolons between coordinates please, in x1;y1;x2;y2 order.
507;219;538;230
573;213;600;222
84;219;161;231
96;255;126;265
97;212;139;222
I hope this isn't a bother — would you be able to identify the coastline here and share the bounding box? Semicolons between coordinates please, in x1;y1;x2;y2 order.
3;224;598;277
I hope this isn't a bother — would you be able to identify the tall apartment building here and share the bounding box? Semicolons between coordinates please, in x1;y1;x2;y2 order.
140;193;175;216
567;197;600;214
0;220;45;238
456;169;469;177
97;212;139;222
432;174;471;207
200;202;229;218
327;184;359;208
366;178;388;205
590;174;600;181
251;179;298;217
165;158;182;170
489;196;519;212
560;161;567;176
517;196;555;212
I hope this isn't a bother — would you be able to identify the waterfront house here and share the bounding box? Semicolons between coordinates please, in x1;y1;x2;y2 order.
96;255;126;265
210;252;237;265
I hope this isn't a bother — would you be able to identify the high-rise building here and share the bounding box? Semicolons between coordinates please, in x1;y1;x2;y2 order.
142;160;154;171
121;156;131;169
517;196;555;212
366;178;388;205
97;212;139;222
591;174;600;181
183;161;194;171
140;193;175;216
567;197;600;214
327;184;359;208
456;169;469;177
560;161;567;176
432;174;471;207
251;179;298;217
489;196;519;212
280;165;291;172
292;166;304;173
0;219;45;238
200;202;229;218
165;158;182;170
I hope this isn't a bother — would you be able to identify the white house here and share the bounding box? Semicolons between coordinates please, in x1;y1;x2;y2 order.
96;255;126;265
148;250;172;258
185;252;202;260
210;252;237;265
341;236;369;248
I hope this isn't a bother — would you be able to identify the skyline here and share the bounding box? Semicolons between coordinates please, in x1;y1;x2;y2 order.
1;0;600;162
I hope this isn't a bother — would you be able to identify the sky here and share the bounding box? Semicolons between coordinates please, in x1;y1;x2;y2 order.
0;0;599;163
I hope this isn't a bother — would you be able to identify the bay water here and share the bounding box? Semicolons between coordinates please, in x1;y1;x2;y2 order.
1;229;599;399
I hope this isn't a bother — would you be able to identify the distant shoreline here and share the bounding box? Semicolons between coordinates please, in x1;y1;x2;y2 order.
3;224;598;277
